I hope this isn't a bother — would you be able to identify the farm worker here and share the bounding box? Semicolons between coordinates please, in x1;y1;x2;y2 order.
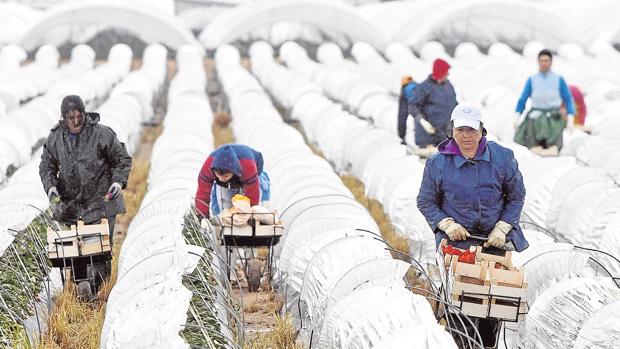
397;75;417;145
514;49;575;155
39;95;132;244
407;58;458;156
195;144;270;220
417;104;529;252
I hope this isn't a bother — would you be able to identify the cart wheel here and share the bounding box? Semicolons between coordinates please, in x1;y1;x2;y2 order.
77;281;92;300
247;258;261;292
87;261;110;295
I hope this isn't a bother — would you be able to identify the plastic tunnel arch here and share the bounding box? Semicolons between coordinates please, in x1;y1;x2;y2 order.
19;1;199;52
199;0;388;52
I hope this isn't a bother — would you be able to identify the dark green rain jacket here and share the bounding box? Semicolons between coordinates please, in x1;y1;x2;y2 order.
39;112;132;223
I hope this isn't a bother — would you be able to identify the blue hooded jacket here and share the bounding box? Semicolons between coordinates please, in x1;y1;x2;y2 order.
195;144;266;216
417;137;529;252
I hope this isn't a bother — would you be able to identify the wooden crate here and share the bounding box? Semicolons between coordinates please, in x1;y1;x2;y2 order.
255;221;283;237
442;241;528;321
452;294;527;321
220;224;253;237
47;220;111;259
451;275;527;320
452;276;527;301
448;254;489;280
475;246;513;267
220;217;283;238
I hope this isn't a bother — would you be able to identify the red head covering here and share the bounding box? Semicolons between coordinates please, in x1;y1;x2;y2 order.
431;58;451;81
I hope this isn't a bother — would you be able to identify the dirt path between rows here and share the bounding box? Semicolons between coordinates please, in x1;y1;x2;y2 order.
204;58;284;344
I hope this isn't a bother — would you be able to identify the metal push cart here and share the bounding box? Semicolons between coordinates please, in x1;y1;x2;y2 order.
216;212;283;292
436;237;528;348
46;219;112;299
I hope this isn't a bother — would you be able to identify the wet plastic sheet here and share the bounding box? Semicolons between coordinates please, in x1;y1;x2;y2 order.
318;286;457;349
101;44;215;349
520;157;578;230
523;277;620;349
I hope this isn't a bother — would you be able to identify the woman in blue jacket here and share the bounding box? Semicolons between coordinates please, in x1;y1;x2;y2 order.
417;104;528;252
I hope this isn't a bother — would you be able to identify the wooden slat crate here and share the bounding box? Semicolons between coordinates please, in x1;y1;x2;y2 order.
255;220;283;237
221;225;254;237
442;241;527;321
220;223;283;237
47;219;111;259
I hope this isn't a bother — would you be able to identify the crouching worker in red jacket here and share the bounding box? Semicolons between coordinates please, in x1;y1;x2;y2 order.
195;144;270;223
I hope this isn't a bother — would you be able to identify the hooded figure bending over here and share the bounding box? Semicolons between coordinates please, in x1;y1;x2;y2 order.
195;144;270;219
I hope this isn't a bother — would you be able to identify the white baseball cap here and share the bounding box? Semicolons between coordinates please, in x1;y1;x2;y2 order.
451;104;482;129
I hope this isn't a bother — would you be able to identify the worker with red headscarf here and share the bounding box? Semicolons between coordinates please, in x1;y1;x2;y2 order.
408;58;458;156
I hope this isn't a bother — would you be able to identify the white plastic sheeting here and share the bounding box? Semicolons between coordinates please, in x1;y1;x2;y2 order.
600;211;620;277
519;155;620;263
0;154;48;256
101;44;216;349
299;234;393;326
0;45;59;115
0;3;40;45
269;41;436;265
562;136;620;183
19;1;199;51
544;167;614;229
516;243;599;305
200;0;388;51
0;44;143;258
523;277;620;349
220;42;456;348
246;39;620;348
0;42;150;344
519;157;579;231
96;44;168;154
508;238;620;347
318;287;456;349
283;42;396;133
359;0;583;50
343;39;620;147
0;44;133;185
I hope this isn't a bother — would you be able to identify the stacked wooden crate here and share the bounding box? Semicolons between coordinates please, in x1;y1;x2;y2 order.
444;243;527;321
47;219;111;259
219;212;283;237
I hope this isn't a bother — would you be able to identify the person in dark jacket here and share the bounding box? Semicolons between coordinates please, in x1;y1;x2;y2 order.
397;75;417;145
417;104;528;253
408;58;458;154
39;95;132;243
195;144;270;219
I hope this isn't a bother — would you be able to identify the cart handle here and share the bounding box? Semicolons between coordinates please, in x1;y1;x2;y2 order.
445;235;514;255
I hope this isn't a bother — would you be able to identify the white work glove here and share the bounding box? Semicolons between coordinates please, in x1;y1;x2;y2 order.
438;217;470;241
418;117;436;134
105;182;122;201
48;186;61;204
484;221;512;248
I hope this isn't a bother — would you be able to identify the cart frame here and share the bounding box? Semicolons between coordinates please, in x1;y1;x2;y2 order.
216;212;282;292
